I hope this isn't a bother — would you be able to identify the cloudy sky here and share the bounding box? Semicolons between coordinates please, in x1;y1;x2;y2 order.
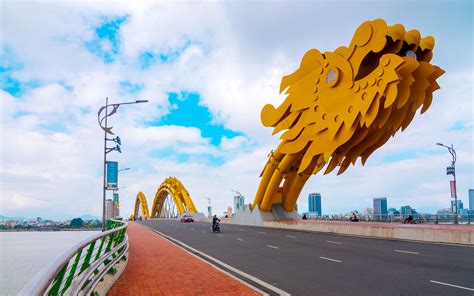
1;0;472;220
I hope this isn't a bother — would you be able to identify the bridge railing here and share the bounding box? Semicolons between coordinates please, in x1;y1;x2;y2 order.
304;213;474;224
21;219;128;296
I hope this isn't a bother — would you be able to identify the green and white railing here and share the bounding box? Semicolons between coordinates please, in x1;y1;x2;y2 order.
21;219;128;296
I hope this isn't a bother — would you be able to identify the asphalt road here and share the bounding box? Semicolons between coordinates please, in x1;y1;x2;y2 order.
139;220;474;296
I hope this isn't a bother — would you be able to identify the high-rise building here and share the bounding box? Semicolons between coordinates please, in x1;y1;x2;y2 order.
363;208;373;215
308;193;322;216
373;197;388;221
469;189;474;211
451;200;463;212
105;199;114;221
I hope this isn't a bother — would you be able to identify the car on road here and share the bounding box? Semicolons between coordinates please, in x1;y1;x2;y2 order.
180;215;194;223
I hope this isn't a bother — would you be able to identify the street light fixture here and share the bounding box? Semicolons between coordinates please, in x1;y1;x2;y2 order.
436;142;458;224
98;97;148;231
118;167;131;172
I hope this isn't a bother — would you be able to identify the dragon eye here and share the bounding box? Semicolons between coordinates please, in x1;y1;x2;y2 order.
326;67;339;87
405;50;417;59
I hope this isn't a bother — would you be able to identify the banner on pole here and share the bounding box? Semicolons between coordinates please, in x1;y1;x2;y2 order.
113;193;119;204
106;161;118;189
450;180;456;198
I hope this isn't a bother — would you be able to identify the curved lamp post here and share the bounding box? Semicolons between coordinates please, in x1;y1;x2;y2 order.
436;143;458;224
98;97;148;231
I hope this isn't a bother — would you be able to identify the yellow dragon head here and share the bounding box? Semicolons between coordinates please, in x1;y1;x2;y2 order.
262;19;444;176
253;19;444;212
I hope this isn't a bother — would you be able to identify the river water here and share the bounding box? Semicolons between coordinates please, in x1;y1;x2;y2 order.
0;231;99;296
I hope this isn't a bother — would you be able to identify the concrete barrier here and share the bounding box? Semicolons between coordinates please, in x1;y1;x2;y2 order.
262;220;474;245
194;217;473;245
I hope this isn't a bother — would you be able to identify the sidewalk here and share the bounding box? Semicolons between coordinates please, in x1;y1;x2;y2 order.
108;222;259;296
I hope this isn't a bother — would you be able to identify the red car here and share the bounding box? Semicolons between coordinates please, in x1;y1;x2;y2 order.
180;215;194;223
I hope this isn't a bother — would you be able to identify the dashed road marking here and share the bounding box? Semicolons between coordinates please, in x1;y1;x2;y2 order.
237;238;244;242
394;249;419;255
267;245;279;249
286;235;296;238
326;240;342;244
320;256;342;263
217;234;223;237
430;280;474;291
258;232;266;234
202;231;206;233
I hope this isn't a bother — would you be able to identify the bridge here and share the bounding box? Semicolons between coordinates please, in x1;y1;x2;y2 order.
21;19;474;296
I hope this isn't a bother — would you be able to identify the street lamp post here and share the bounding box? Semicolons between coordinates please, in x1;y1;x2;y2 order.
203;197;211;218
98;98;148;231
436;143;458;224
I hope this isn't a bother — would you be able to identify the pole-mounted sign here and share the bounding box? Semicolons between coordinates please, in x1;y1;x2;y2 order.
446;165;455;176
450;180;456;199
113;192;119;204
106;161;118;189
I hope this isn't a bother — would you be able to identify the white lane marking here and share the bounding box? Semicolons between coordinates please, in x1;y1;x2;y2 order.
258;231;266;234
267;245;279;249
326;240;342;244
394;249;419;255
202;231;206;233
430;280;474;291
190;228;194;231
286;235;296;238
142;225;289;295
237;238;244;241
320;256;342;263
217;234;223;237
239;229;245;231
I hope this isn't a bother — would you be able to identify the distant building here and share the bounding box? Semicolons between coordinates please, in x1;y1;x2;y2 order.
363;208;373;215
400;205;413;216
451;200;463;212
437;208;452;216
388;208;399;215
308;193;322;216
469;189;474;211
233;195;245;213
373;197;388;221
105;199;114;221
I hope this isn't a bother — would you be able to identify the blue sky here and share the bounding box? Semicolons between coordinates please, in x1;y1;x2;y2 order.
0;1;472;220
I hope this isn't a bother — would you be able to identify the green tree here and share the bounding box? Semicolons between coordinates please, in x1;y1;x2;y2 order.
70;218;84;228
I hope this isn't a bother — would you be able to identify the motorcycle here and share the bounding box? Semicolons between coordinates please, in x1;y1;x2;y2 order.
212;221;220;233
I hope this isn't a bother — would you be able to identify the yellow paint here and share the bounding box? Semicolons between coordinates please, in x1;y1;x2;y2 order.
132;177;198;219
252;19;444;212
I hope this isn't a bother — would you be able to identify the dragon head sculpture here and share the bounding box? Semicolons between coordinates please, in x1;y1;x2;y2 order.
252;19;444;212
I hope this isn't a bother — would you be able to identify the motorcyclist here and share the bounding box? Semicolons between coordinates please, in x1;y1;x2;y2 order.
212;215;220;231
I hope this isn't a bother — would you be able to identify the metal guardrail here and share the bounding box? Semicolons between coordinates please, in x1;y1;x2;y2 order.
21;219;128;296
304;213;474;224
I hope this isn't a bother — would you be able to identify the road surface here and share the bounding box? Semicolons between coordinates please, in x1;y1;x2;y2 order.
139;220;474;296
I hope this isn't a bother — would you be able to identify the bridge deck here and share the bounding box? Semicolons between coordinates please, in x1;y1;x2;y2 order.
108;222;258;295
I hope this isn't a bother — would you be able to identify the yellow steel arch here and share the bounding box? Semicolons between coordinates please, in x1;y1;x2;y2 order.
151;177;198;217
132;191;150;219
251;19;444;212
